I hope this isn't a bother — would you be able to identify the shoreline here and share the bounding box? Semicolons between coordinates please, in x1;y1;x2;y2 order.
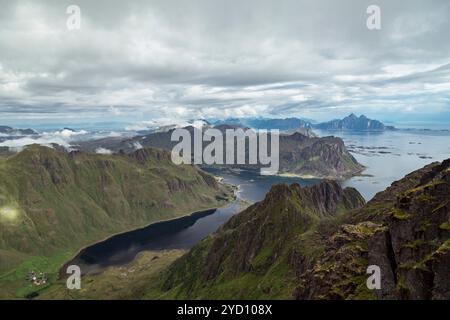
59;183;238;277
277;172;320;179
276;168;366;180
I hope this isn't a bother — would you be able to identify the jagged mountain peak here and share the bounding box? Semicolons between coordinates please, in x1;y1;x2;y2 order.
315;114;389;131
159;180;366;298
128;147;171;164
156;159;449;300
253;180;365;218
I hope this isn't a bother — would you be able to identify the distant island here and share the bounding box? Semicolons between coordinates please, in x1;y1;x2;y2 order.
211;114;395;132
313;113;396;131
76;124;364;179
212;117;312;131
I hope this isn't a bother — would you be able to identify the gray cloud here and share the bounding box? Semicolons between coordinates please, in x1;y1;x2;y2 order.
0;0;449;124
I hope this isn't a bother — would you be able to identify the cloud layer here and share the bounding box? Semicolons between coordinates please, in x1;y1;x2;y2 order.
0;0;449;124
0;129;122;151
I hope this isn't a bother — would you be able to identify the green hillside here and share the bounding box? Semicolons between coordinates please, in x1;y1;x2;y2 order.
154;181;365;299
0;145;233;297
29;159;449;300
151;159;449;300
29;160;450;300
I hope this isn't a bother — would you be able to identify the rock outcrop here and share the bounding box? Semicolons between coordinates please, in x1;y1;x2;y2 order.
159;180;366;299
156;159;449;300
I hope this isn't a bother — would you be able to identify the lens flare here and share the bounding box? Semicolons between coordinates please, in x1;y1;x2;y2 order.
0;206;19;222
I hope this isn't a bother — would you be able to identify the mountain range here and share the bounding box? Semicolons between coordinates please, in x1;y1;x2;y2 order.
0;126;37;137
153;158;450;299
38;158;449;300
77;125;364;179
212;114;395;132
212;117;312;131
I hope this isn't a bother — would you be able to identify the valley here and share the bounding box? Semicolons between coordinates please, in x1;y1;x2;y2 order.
33;158;450;300
1;0;449;304
0;117;448;300
0;145;234;298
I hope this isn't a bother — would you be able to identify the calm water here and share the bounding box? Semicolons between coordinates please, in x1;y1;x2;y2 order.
71;170;320;274
317;129;450;200
69;128;450;273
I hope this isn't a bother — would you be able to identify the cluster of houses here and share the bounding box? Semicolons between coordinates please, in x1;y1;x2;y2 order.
26;271;48;286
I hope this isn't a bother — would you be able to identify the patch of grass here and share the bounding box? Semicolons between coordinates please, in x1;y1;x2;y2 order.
439;221;450;231
415;219;433;233
398;258;432;273
433;200;449;213
389;208;411;220
415;194;435;203
401;239;427;250
38;250;185;300
0;146;233;297
0;250;74;299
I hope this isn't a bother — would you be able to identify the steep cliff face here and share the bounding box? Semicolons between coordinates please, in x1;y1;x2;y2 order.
159;181;366;299
278;133;363;178
295;159;450;300
156;159;449;300
368;159;450;299
0;145;232;273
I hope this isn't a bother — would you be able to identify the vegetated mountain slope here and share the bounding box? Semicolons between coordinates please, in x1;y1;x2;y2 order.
278;132;363;178
295;158;450;300
156;181;366;299
78;126;364;179
155;159;449;300
38;250;186;300
0;145;233;273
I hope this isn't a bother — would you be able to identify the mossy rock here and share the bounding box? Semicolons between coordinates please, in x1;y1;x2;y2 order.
439;221;450;231
389;208;411;220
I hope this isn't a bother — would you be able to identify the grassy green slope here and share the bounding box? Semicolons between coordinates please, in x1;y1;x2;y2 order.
151;181;365;299
0;145;233;297
32;160;449;300
153;159;449;300
38;250;185;300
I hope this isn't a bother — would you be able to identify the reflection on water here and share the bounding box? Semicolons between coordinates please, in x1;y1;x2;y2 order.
71;170;320;274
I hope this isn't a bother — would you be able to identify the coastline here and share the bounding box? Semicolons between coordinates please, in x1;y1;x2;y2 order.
59;182;238;277
276;169;366;180
277;172;319;179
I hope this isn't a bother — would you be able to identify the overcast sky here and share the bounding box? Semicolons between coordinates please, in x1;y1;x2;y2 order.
1;0;450;127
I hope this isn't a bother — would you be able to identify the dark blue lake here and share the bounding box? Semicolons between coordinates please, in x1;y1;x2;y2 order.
69;129;450;274
69;169;320;274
